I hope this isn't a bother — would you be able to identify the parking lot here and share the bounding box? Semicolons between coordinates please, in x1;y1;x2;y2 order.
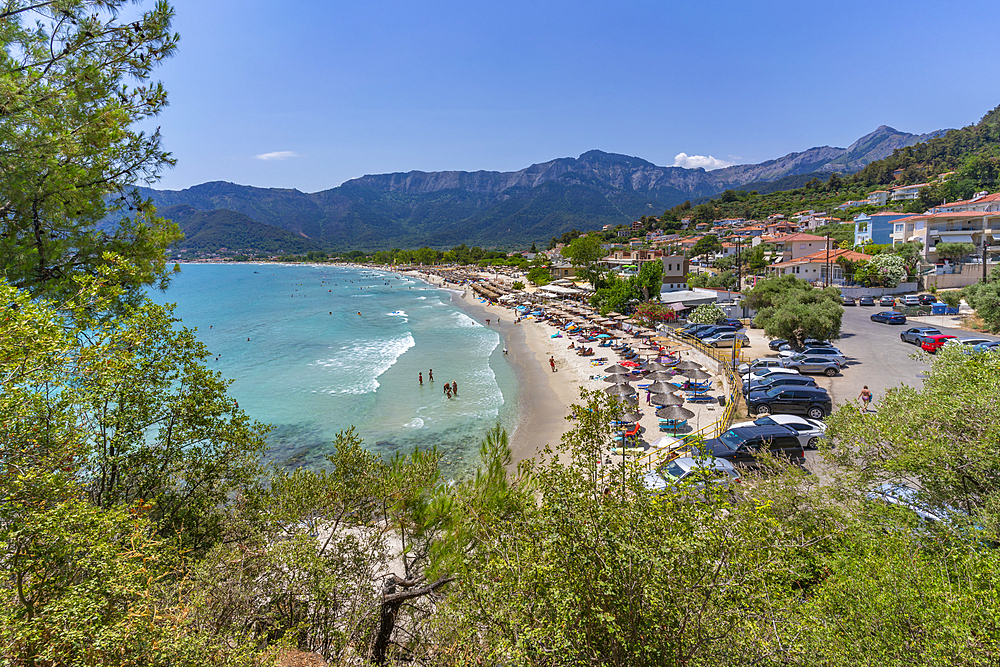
741;304;999;414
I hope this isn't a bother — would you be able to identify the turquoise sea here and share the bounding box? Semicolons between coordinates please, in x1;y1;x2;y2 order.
150;264;518;474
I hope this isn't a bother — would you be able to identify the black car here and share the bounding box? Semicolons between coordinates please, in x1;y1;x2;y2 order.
679;324;714;338
693;325;739;339
745;386;832;420
871;310;906;324
742;374;818;395
716;317;744;329
901;326;942;344
768;338;788;351
700;424;806;467
918;294;937;305
859;296;875;306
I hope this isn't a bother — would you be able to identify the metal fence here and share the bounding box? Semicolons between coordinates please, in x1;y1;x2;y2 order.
618;330;744;475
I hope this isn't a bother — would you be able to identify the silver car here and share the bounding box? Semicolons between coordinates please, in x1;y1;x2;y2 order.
730;414;827;449
642;456;741;493
737;358;785;375
778;347;847;367
780;355;840;376
702;331;751;348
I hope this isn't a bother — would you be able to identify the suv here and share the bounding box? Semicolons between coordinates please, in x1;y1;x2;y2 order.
742;373;818;395
730;414;826;449
746;386;832;419
703;331;750;348
901;326;942;344
918;294;937;305
779;355;841;376
700;424;806;467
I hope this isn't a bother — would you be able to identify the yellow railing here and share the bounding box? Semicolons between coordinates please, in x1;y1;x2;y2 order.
606;329;745;476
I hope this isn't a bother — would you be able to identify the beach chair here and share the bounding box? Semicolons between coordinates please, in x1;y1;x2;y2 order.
658;419;687;431
685;392;713;403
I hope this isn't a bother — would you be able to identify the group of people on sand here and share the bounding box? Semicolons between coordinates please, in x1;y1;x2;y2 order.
418;369;458;399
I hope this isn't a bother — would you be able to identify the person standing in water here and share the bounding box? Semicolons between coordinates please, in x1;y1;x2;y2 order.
451;380;458;396
444;384;452;399
419;372;423;386
429;369;434;382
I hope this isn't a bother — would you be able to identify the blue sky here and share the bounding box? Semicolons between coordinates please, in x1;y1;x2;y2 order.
148;0;1000;194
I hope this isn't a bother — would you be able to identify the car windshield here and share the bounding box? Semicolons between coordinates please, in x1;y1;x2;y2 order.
660;461;688;481
716;431;742;450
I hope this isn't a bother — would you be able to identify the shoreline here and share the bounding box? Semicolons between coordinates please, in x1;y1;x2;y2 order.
410;271;603;467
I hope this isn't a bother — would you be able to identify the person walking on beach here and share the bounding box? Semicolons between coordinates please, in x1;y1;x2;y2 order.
549;356;556;372
451;380;458;396
859;385;872;412
428;369;433;382
419;372;423;386
486;318;490;326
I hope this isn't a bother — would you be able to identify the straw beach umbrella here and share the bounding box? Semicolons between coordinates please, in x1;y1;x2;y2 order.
642;371;676;382
674;360;704;371
603;373;635;384
645;381;678;394
604;363;632;374
604;384;636;397
679;368;712;380
655;405;695;435
650;393;684;407
644;362;675;372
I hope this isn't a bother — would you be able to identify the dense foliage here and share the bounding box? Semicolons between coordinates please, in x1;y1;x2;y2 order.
748;275;843;345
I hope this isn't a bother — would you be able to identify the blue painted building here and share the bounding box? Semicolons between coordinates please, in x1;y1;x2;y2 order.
854;212;910;246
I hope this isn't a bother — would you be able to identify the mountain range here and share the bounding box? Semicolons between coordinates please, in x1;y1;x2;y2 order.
150;124;948;252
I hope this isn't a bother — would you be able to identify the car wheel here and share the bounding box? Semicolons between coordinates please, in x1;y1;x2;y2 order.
824;367;837;377
807;407;825;420
807;436;820;449
900;334;906;342
755;404;771;415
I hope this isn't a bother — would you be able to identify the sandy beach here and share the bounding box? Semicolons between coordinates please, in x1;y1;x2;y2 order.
411;270;731;469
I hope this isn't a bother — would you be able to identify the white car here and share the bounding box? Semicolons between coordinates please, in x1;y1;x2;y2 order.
729;414;827;449
945;337;995;348
745;367;801;384
737;358;784;375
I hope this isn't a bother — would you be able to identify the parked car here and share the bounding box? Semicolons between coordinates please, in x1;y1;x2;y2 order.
693;325;739;339
879;295;896;307
678;323;714;337
871;311;906;324
858;295;875;306
730;414;827;449
742;374;819;395
744;386;833;419
918;334;957;353
900;294;922;306
973;341;1000;354
745;367;802;383
901;326;942;344
737;358;785;375
841;295;856;306
779;347;847;366
716;317;744;329
777;339;832;353
767;338;788;351
642;456;741;493
703;331;751;348
699;424;807;467
944;337;995;348
780;355;841;376
918;294;937;305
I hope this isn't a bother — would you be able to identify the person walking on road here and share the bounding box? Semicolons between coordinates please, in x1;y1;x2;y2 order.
859;385;872;412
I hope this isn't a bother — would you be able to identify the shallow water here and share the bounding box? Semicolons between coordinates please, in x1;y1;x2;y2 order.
150;264;519;474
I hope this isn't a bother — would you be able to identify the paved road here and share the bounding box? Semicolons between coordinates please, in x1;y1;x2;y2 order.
742;305;999;414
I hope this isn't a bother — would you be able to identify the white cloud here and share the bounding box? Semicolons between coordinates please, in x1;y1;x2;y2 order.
255;150;298;161
672;152;734;170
